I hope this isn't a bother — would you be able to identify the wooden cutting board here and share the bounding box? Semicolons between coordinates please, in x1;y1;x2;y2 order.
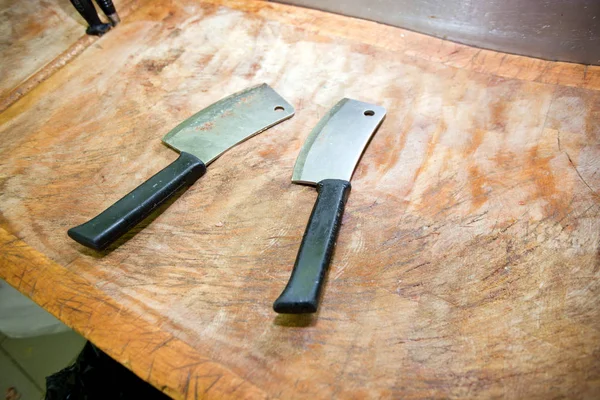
0;0;138;111
1;0;599;398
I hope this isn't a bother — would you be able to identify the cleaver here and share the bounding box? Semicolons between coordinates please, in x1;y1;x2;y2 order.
68;84;294;250
273;99;386;314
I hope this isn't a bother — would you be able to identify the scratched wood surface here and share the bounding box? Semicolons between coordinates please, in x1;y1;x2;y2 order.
0;0;137;111
1;0;599;398
0;0;84;96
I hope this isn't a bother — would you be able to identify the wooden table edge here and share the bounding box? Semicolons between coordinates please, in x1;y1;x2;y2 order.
0;0;151;114
0;228;268;400
1;1;598;398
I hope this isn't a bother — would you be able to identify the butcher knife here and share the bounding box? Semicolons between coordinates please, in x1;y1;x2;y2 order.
68;84;294;250
273;99;386;314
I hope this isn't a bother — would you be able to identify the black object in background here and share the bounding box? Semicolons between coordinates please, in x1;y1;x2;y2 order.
94;0;121;26
45;342;170;400
69;0;110;36
69;0;120;36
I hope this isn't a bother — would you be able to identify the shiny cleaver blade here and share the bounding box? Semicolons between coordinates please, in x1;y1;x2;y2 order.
68;84;294;251
163;84;294;165
273;98;386;314
292;99;386;185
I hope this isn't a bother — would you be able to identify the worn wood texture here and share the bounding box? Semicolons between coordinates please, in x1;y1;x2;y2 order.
0;0;139;111
0;0;84;96
1;0;599;398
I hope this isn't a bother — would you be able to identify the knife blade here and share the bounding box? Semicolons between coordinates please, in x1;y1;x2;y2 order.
273;98;386;314
68;84;294;250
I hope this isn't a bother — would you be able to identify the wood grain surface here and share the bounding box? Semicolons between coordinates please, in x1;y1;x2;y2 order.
0;0;139;112
1;0;599;398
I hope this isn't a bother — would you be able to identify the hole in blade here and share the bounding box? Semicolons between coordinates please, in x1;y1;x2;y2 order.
274;106;285;112
364;110;375;116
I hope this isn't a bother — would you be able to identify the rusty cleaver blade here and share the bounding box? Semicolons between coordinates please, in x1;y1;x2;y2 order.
273;98;386;314
68;84;294;251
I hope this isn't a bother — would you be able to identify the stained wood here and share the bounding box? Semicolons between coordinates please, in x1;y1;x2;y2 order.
0;0;83;96
1;0;599;398
0;228;265;399
0;0;141;111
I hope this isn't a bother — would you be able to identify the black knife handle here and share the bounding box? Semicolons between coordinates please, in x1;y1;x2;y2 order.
273;179;351;314
68;152;206;251
69;0;112;36
70;0;102;25
94;0;120;26
94;0;116;15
